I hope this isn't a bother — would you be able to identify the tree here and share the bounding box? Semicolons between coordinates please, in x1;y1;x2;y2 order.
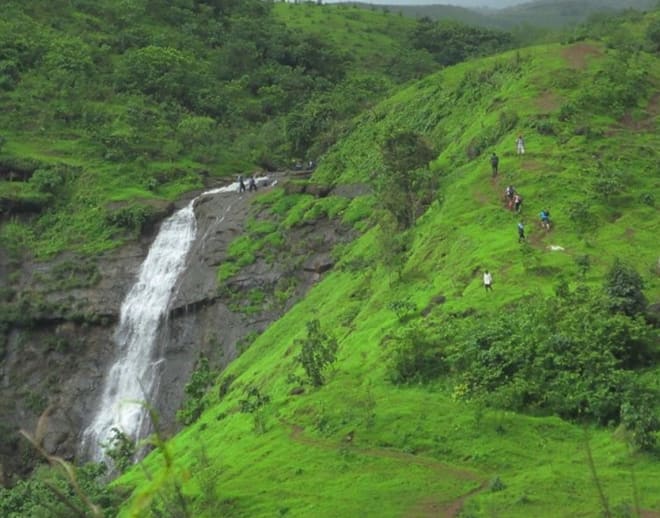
115;46;191;102
376;131;436;228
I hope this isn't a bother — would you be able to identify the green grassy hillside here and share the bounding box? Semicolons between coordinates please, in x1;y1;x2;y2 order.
1;5;659;518
110;15;660;518
0;1;427;258
0;1;515;260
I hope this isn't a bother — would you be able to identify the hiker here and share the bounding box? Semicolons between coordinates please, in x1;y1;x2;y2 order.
248;176;257;192
483;270;493;292
539;209;551;230
238;175;246;193
513;193;523;213
516;135;525;155
518;221;525;243
505;185;516;209
490;152;499;177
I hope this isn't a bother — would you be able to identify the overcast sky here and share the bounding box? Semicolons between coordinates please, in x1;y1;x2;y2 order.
320;1;526;7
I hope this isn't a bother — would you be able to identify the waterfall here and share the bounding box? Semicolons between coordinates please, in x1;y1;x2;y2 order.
81;182;245;462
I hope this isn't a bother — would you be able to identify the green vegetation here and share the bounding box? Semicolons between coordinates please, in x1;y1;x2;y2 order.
0;463;119;518
382;0;658;30
295;319;339;387
1;3;660;518
3;0;472;258
176;356;216;427
108;9;659;516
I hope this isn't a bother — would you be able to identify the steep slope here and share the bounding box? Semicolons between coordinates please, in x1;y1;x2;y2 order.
112;26;660;518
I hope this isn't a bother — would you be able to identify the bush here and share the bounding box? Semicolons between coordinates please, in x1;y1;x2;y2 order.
387;300;417;322
591;167;626;201
567;201;596;234
239;385;271;434
620;392;659;451
296;320;338;387
105;204;157;236
445;288;657;441
177;356;215;426
29;167;64;194
102;427;136;473
386;323;448;384
604;259;647;317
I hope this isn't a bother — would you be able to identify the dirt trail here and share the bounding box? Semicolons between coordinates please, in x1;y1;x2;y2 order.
289;424;487;517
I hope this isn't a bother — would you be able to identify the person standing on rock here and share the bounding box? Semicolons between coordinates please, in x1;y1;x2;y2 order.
490;152;499;177
238;175;246;193
483;270;493;291
248;176;257;192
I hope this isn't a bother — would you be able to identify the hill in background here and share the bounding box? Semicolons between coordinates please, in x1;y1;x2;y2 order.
372;0;658;29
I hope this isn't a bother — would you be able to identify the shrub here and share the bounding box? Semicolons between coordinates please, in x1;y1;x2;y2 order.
105;204;156;236
591;167;626;201
386;323;448;384
177;356;215;425
574;254;591;278
102;427;136;473
29;168;64;194
567;201;596;234
295;319;338;387
620;393;659;451
639;192;655;207
604;259;647;316
445;288;657;441
387;299;417;322
239;385;271;434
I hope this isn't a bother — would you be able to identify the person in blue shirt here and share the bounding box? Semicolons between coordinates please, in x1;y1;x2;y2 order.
539;209;551;230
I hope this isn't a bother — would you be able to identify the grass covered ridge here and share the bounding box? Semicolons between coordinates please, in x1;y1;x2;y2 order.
113;30;660;518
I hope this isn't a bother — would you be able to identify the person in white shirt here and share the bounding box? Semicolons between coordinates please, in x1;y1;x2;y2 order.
483;270;493;292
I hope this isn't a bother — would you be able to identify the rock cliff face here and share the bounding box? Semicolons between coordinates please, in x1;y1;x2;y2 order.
0;178;352;481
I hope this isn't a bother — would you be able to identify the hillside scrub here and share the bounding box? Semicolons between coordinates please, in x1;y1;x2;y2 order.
387;283;658;450
109;37;660;516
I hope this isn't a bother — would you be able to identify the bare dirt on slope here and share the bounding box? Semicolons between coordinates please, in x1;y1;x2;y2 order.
561;42;603;69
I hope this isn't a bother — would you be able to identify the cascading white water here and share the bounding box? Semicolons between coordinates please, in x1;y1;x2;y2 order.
82;183;244;462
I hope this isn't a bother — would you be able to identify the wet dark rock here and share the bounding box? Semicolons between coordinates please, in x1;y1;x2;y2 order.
0;172;356;478
282;180;332;198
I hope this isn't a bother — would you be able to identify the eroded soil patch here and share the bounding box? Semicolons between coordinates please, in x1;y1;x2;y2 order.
561;43;603;70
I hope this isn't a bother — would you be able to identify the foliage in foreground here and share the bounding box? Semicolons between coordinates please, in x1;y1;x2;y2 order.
388;265;659;450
